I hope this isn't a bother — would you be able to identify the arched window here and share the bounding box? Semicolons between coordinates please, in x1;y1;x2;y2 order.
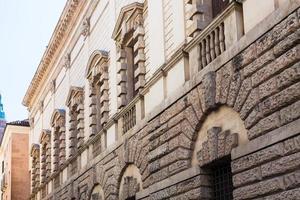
50;109;66;172
86;50;110;136
89;184;104;200
192;106;249;200
30;144;40;192
39;130;51;183
119;164;143;200
66;86;85;156
112;2;146;109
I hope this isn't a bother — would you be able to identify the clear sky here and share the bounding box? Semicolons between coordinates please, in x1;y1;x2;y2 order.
0;0;67;122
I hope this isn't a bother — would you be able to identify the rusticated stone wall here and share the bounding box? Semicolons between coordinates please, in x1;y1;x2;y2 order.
45;6;300;200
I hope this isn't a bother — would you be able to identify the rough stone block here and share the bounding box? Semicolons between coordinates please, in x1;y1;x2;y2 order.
234;77;252;112
252;45;300;88
283;134;300;155
233;167;262;188
260;82;300;116
264;187;300;200
160;98;187;124
277;61;300;91
243;50;275;78
232;143;284;173
186;87;204;120
258;75;278;100
198;71;216;112
240;87;259;120
227;72;242;107
273;29;300;57
233;177;284;200
248;111;280;139
148;143;168;162
244;105;263;129
232;43;257;70
283;170;300;190
280;100;300;126
256;12;299;56
261;152;300;178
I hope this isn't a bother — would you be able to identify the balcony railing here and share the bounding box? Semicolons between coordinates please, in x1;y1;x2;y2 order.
122;104;136;134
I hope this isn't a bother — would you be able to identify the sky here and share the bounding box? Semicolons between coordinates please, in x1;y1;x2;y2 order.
0;0;67;122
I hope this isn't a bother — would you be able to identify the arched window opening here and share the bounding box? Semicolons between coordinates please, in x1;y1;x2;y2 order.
119;164;143;200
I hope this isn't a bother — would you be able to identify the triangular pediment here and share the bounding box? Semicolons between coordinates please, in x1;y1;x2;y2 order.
66;86;84;107
112;2;144;41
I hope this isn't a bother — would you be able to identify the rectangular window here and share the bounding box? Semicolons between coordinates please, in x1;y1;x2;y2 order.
212;0;230;18
211;158;233;200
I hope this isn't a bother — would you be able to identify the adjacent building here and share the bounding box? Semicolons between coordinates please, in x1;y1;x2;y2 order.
0;120;30;200
23;0;300;199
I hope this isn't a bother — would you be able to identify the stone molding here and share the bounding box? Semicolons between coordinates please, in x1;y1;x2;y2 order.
30;144;40;192
51;109;66;172
113;2;146;109
39;129;51;182
86;50;110;136
23;0;86;108
66;86;85;156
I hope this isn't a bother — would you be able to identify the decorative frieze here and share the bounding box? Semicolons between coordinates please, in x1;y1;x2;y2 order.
51;109;66;171
86;50;110;136
66;87;85;157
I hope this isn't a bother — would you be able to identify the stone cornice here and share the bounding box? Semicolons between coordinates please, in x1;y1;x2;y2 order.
22;0;85;108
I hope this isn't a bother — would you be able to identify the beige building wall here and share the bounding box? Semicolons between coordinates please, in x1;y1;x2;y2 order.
0;123;30;200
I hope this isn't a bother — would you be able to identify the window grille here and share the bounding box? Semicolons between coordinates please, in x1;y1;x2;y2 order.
211;158;233;200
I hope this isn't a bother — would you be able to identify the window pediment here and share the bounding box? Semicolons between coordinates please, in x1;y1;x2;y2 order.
112;2;144;45
30;144;40;157
39;129;51;144
86;50;109;83
50;109;66;127
66;86;84;108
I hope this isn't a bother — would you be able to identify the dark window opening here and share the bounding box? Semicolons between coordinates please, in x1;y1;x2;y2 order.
126;196;136;200
212;0;230;18
209;157;233;200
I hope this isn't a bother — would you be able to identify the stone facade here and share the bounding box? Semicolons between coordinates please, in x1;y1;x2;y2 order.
23;0;300;199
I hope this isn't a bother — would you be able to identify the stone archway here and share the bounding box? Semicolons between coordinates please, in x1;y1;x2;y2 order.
191;105;249;166
118;164;143;200
89;184;104;200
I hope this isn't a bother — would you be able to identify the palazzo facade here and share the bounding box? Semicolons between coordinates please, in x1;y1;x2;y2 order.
23;0;300;199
